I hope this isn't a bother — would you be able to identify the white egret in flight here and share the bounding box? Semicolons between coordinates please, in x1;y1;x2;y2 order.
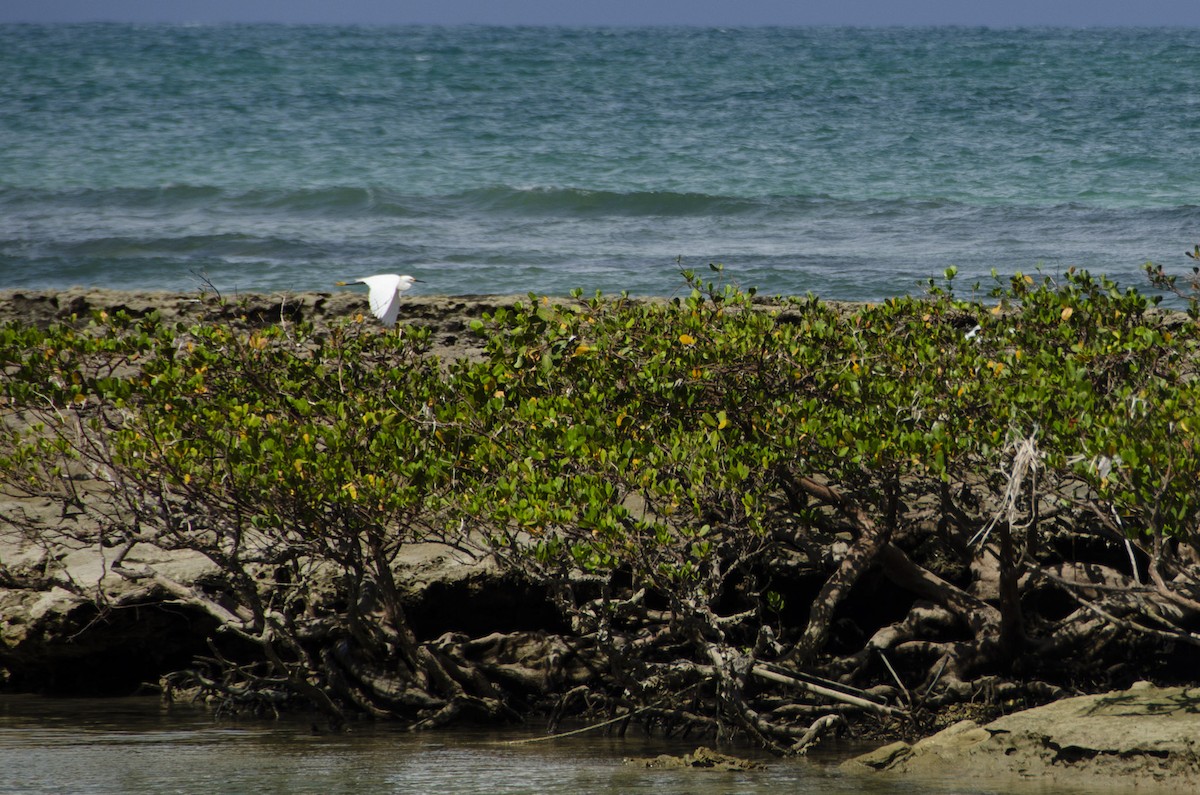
337;274;422;326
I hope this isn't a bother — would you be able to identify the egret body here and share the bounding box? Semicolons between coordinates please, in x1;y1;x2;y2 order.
339;274;422;326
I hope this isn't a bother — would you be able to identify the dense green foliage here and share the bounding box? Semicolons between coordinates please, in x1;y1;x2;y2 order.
3;267;1200;749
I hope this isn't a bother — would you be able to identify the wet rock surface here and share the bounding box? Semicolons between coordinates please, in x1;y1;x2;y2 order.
0;286;513;361
844;682;1200;790
627;746;766;771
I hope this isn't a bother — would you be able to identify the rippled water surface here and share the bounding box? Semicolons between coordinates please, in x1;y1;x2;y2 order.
0;695;1158;795
1;25;1197;299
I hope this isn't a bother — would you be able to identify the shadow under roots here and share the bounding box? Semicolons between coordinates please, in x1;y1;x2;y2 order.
1;601;222;696
406;573;567;640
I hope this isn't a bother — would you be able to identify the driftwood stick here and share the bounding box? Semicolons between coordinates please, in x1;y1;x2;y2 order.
750;664;906;717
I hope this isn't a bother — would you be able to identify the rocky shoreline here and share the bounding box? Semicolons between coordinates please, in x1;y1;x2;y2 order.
844;682;1200;790
4;286;1200;789
0;286;510;692
0;285;508;360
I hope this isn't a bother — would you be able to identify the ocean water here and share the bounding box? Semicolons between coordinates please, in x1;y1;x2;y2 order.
1;24;1198;300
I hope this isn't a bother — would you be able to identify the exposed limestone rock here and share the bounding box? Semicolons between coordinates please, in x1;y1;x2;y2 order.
627;746;766;771
0;288;508;692
844;682;1200;790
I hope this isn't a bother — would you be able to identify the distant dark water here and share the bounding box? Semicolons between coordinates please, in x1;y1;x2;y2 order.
1;25;1198;299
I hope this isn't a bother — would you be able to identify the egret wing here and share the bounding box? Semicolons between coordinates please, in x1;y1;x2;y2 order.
356;274;402;326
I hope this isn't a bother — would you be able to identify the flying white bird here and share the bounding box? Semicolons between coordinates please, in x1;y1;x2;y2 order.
337;274;422;326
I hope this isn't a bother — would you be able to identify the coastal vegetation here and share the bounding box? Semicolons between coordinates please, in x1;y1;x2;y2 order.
2;266;1200;754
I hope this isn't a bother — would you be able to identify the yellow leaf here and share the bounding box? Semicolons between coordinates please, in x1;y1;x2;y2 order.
678;333;696;346
573;344;591;356
1060;306;1074;321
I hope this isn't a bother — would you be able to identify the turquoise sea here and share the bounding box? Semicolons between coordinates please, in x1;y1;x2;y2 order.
1;24;1198;300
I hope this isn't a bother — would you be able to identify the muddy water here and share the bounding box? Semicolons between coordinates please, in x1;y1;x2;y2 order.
0;695;1133;795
